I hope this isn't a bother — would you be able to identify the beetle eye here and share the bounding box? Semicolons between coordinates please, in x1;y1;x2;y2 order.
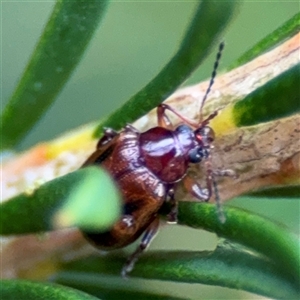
196;126;215;144
189;147;208;163
176;124;192;133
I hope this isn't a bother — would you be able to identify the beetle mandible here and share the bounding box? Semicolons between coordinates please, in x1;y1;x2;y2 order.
81;42;233;277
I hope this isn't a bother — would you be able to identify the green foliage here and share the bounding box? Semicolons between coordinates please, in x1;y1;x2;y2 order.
58;240;298;299
233;63;300;127
56;202;299;299
94;1;239;137
178;202;299;287
1;1;299;299
0;280;100;300
247;185;300;198
0;0;108;150
0;167;121;234
52;272;187;300
230;12;300;69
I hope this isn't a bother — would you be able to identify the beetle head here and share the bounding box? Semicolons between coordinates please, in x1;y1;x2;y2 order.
188;126;215;163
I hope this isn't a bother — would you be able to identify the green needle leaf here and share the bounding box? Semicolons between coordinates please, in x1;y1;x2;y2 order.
178;202;300;286
246;185;300;199
0;280;100;300
61;244;298;299
53;167;121;231
94;1;240;137
1;0;109;150
52;272;188;300
0;167;121;235
230;12;300;69
233;63;300;127
60;203;299;298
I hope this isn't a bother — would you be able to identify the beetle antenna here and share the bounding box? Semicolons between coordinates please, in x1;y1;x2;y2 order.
199;42;225;122
212;175;226;224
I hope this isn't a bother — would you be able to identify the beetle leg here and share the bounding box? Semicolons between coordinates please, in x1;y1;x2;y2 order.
205;160;227;223
157;103;200;129
184;172;227;223
157;104;173;129
121;217;160;278
96;127;118;148
166;188;178;224
213;168;237;179
183;176;211;202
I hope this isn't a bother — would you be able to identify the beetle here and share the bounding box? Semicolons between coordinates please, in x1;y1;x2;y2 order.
81;42;233;277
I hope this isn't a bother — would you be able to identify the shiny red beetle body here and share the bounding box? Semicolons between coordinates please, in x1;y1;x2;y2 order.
82;121;214;247
81;43;229;276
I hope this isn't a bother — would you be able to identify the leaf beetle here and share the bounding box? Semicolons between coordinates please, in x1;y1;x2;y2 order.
81;42;233;277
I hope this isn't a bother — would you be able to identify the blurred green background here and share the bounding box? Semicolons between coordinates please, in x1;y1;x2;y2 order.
2;1;298;150
2;1;299;299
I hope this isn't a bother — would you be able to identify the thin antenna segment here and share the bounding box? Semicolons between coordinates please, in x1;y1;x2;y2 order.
199;42;225;122
212;175;226;224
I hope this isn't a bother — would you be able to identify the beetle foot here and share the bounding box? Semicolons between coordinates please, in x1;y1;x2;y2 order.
121;246;142;279
121;260;135;279
166;209;178;224
121;218;160;278
192;186;210;202
183;176;211;202
166;188;177;224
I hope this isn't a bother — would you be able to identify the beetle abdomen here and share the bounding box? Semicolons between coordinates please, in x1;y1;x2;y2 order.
83;166;166;249
82;128;166;249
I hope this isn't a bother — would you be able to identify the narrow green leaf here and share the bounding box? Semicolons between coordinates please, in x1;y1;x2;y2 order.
0;167;121;235
230;12;300;69
60;244;298;299
0;280;100;300
53;167;121;231
94;1;240;137
59;203;299;298
233;63;299;127
52;272;188;300
1;0;109;150
178;202;300;286
246;185;300;199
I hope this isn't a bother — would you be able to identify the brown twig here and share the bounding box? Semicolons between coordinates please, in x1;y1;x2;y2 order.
1;34;299;279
